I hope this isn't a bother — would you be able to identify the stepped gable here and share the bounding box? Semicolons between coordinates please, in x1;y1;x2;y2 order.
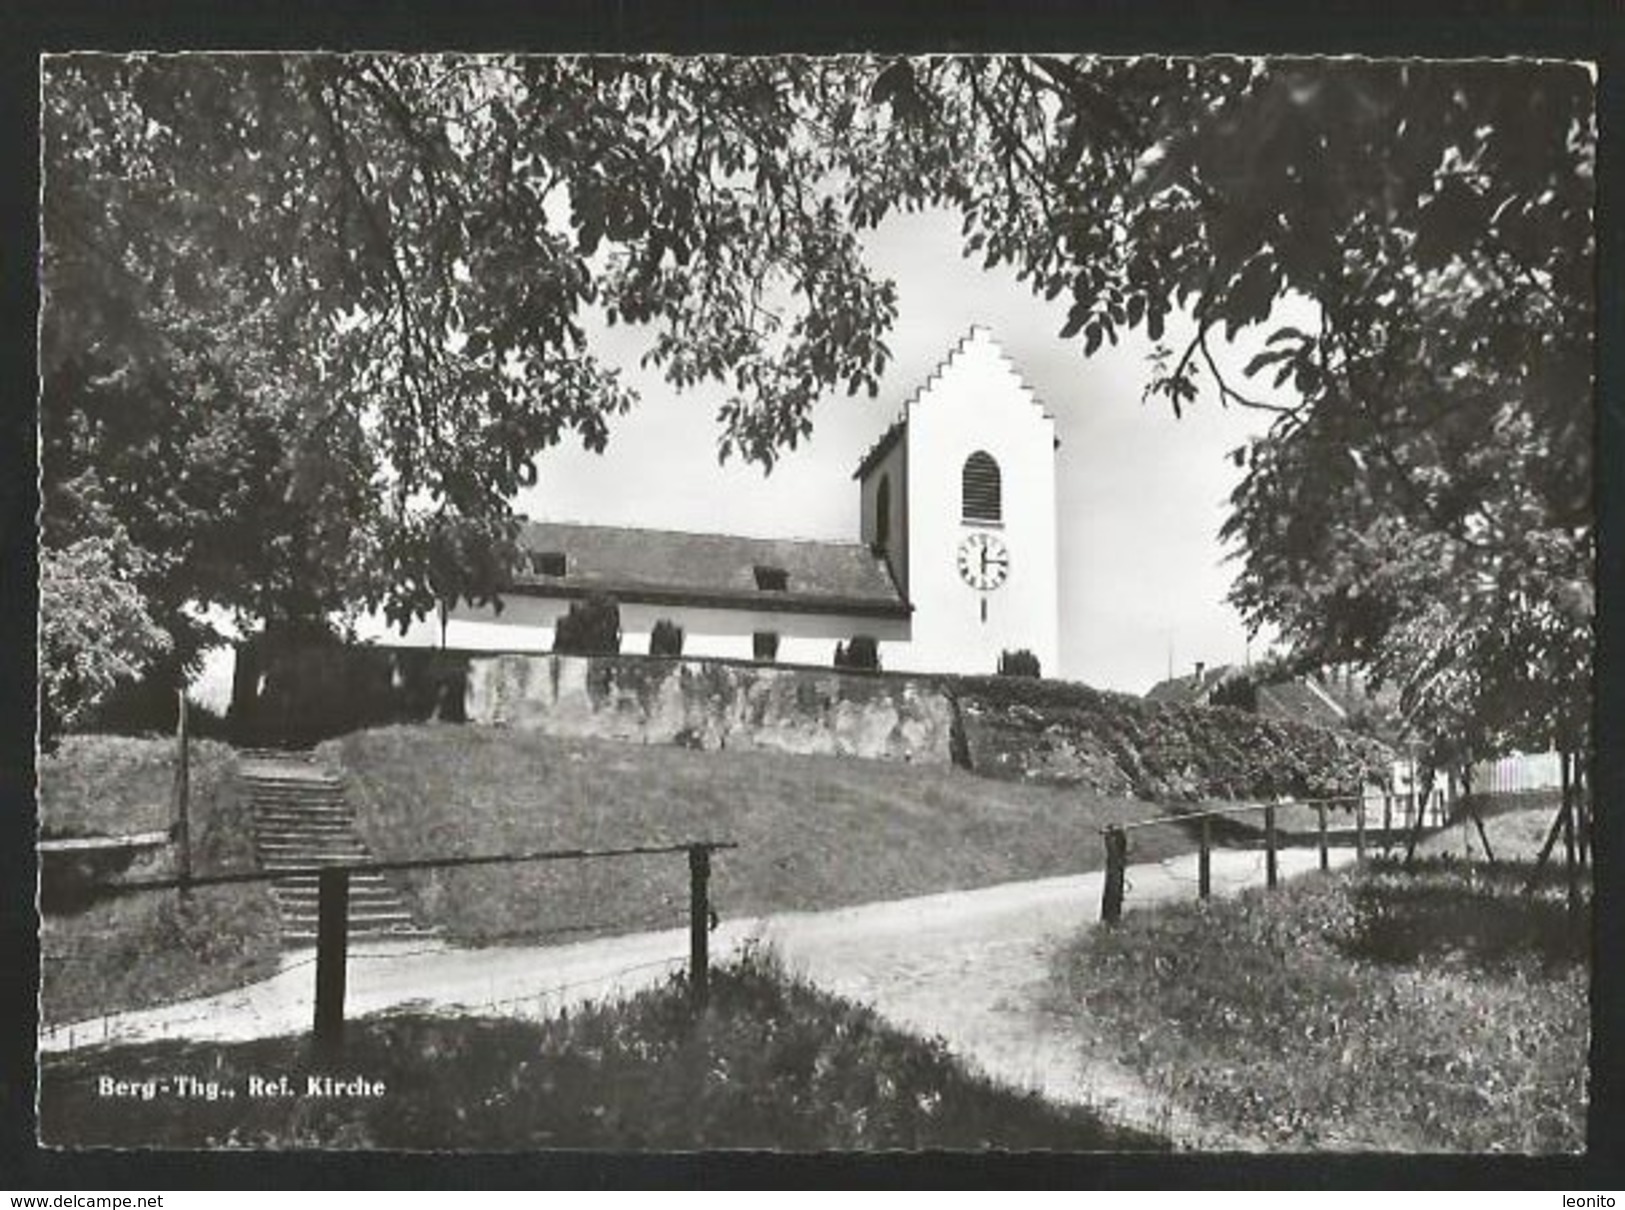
852;324;1057;484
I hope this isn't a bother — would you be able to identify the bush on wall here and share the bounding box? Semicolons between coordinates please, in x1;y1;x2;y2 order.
835;636;881;671
950;674;1392;800
553;594;622;655
649;619;684;657
998;649;1041;678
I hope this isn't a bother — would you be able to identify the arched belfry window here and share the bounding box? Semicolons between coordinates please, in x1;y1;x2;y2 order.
962;451;1002;523
875;474;892;549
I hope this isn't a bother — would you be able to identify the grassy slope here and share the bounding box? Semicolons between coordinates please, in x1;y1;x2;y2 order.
1048;807;1589;1152
40;951;1166;1151
39;733;207;838
38;736;281;1026
329;724;1193;945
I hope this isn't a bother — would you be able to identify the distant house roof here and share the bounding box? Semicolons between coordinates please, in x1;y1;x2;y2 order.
1255;679;1347;730
511;521;910;619
1146;662;1398;736
1144;663;1236;707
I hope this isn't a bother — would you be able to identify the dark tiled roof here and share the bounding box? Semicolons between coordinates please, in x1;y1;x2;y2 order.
1255;680;1347;729
1145;664;1236;706
512;521;909;618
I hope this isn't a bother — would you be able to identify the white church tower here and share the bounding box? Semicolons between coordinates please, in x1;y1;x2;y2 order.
855;326;1060;677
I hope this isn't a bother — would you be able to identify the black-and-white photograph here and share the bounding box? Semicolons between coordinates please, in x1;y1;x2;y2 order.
34;50;1595;1154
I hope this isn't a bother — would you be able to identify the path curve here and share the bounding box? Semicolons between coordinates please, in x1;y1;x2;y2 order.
40;846;1357;1148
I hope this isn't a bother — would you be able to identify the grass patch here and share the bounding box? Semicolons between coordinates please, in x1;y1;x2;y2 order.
1048;815;1589;1152
1423;794;1567;863
40;949;1167;1151
324;725;1192;946
40;733;204;839
39;736;281;1027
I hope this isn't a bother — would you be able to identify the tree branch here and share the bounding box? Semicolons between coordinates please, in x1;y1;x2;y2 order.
1197;328;1299;414
307;70;425;429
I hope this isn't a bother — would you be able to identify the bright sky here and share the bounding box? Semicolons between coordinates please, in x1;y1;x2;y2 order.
513;207;1284;694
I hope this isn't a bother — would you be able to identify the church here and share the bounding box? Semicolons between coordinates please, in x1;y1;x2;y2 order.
374;326;1060;677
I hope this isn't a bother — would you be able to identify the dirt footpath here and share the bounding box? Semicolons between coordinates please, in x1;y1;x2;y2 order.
40;846;1354;1147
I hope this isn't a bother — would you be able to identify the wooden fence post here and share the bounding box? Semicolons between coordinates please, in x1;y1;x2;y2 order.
173;690;192;894
689;845;711;1008
1265;805;1278;890
1198;816;1212;900
1317;802;1329;872
314;866;350;1053
1101;827;1127;924
1356;795;1367;862
1382;792;1393;849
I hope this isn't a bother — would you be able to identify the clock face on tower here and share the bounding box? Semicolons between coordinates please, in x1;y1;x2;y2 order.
957;532;1010;591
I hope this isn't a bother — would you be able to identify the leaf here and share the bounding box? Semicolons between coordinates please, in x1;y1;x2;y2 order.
1244;347;1292;377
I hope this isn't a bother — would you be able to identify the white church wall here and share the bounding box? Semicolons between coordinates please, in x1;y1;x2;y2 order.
890;328;1060;677
858;437;909;597
349;593;907;666
344;328;1058;682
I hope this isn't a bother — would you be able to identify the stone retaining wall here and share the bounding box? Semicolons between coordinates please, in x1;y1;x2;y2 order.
466;653;958;764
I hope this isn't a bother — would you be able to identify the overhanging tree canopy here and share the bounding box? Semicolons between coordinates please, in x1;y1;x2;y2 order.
41;53;897;671
836;56;1593;765
41;54;1594;771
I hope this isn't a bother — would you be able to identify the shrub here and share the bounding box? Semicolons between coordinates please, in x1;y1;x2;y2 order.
40;534;173;750
1210;673;1257;711
649;618;684;657
837;635;880;671
997;648;1041;678
552;593;621;655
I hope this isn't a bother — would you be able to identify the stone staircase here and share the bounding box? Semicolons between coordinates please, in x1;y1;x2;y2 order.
239;750;435;948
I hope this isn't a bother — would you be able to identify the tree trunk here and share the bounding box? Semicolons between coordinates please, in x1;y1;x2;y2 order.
1403;765;1436;866
1527;746;1573;894
1560;749;1580;917
1461;763;1496;865
1573;756;1589;868
228;633;263;746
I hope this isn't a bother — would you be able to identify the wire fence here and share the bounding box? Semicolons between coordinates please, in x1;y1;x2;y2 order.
39;837;735;1056
38;947;696;1054
1098;791;1423;923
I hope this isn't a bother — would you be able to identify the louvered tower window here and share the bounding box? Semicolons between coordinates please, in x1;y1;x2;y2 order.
962;451;1002;523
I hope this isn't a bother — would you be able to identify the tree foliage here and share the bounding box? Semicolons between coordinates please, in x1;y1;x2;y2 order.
838;56;1593;765
41;53;897;668
42;54;1593;768
38;529;172;747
